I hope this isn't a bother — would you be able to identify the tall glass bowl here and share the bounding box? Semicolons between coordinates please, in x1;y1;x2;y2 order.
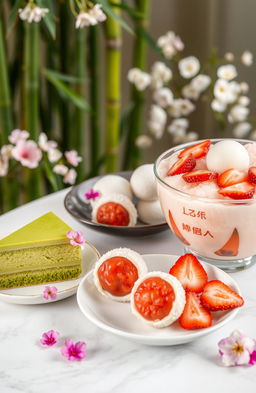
154;138;256;271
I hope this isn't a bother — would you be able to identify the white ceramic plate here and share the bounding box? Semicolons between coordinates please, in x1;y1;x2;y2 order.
77;254;241;346
0;242;100;305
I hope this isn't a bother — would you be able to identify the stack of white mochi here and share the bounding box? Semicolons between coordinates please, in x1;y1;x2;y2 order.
90;164;165;226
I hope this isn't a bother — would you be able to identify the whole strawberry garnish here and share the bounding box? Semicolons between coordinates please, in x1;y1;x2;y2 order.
248;167;256;184
218;181;255;199
169;253;208;293
179;291;212;330
178;140;211;159
201;280;244;311
167;154;196;176
217;168;248;188
182;170;218;183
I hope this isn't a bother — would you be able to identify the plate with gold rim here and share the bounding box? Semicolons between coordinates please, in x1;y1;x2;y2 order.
0;241;100;305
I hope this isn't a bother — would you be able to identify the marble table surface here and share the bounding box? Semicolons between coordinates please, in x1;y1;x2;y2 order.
0;189;256;393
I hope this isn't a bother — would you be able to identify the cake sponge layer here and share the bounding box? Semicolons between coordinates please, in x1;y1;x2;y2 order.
0;265;82;289
0;244;82;274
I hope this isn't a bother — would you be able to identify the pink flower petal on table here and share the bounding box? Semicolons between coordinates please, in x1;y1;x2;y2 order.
61;339;86;361
218;330;256;366
249;350;256;365
43;286;57;300
40;330;60;346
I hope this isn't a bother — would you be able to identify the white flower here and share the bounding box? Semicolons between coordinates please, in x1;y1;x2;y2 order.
0;155;8;177
150;62;172;89
229;81;241;102
168;118;189;135
38;133;57;152
1;144;13;158
135;135;152;149
232;122;252;138
185;131;199;142
53;164;69;176
241;51;253;66
238;96;250;106
149;105;167;125
48;148;62;163
89;4;107;23
64;168;77;185
178;56;200;79
9;129;29;144
182;84;200;100
148;121;165;139
211;99;227;112
172;129;187;144
157;31;184;59
75;11;97;28
240;82;249;94
228;105;249;123
213;79;239;104
217;64;237;81
153;88;173;108
18;5;48;23
191;74;211;92
169;99;195;118
224;52;235;61
127;68;151;91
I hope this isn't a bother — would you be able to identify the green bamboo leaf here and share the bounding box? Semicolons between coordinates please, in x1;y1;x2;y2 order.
43;69;90;111
120;104;134;139
44;69;85;83
95;0;133;34
109;2;145;18
37;0;56;39
7;0;24;35
135;24;164;59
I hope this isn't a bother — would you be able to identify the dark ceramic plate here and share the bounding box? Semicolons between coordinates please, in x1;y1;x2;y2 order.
64;171;168;236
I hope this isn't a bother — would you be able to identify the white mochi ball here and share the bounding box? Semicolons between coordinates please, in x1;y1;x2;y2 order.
206;140;250;173
93;175;133;200
137;199;165;225
130;164;157;201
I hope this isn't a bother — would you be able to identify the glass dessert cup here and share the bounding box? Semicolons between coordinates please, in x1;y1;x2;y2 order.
154;138;256;271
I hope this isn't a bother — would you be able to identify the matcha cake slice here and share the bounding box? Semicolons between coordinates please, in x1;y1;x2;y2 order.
0;212;82;289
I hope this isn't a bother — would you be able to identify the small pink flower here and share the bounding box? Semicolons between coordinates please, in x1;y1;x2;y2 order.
43;286;58;300
218;330;256;366
47;148;62;163
38;133;57;152
53;164;69;176
65;150;82;167
61;339;86;361
85;188;100;201
66;230;85;246
40;330;60;346
12;140;42;168
63;168;77;185
249;351;256;365
8;129;29;144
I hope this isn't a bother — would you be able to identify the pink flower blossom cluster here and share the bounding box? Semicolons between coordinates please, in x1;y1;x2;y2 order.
0;129;83;186
40;330;86;361
218;330;256;366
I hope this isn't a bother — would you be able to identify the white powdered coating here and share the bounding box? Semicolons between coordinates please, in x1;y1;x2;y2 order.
93;175;133;200
93;248;148;302
131;271;186;328
130;164;158;201
92;193;137;226
137;199;165;224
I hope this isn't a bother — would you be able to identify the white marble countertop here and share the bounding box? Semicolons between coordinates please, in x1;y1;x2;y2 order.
0;189;256;393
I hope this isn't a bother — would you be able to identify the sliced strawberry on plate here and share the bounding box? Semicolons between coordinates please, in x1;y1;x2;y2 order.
182;170;218;183
169;253;208;293
167;154;196;176
218;181;255;200
179;291;212;330
248;167;256;184
217;168;248;188
201;280;244;311
178;140;211;159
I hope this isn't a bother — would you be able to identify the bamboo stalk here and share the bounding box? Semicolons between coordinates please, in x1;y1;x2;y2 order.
105;0;122;173
89;26;100;176
123;0;151;170
23;21;41;201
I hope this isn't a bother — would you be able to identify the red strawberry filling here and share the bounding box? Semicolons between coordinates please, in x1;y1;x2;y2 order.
179;291;212;330
96;202;130;226
178;140;211;159
134;277;175;321
167;154;196;176
182;170;218;183
98;256;138;296
217;168;248;188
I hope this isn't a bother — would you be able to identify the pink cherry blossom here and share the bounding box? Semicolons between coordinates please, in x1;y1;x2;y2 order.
12;140;42;168
53;164;68;176
61;339;86;361
38;133;57;152
65;150;82;167
218;330;256;366
66;230;85;246
8;129;29;144
40;330;60;346
43;286;58;300
63;168;77;185
85;188;100;201
47;148;62;163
